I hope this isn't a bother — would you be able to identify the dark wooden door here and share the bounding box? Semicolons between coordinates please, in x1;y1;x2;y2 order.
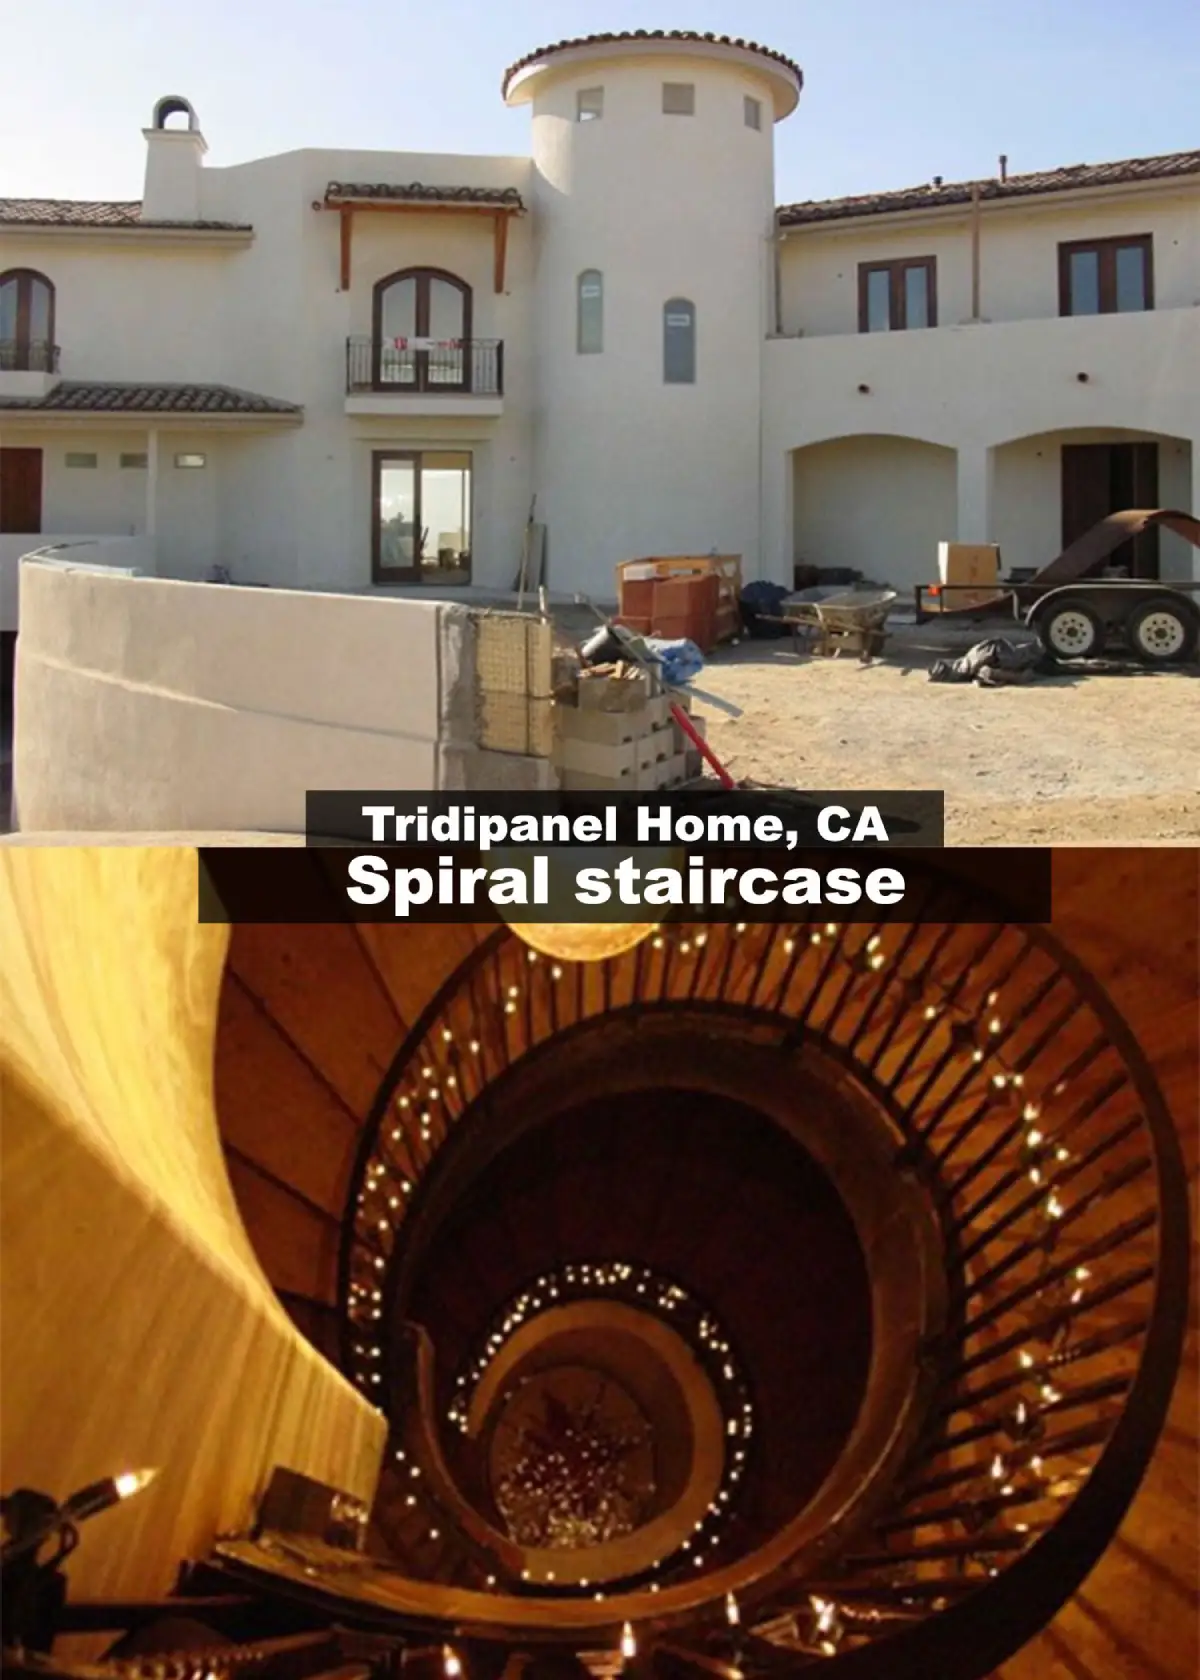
0;447;43;535
1062;441;1159;578
1115;442;1159;577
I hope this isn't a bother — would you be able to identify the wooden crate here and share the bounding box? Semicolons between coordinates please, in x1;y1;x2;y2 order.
616;555;742;645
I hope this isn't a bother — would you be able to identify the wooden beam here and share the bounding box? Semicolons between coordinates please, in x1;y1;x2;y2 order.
493;209;510;294
324;199;515;218
339;206;352;291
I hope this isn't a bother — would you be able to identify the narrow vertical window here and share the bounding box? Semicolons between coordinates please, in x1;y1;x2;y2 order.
577;87;604;121
864;268;891;332
1067;249;1101;316
577;270;603;354
663;298;696;383
744;96;762;130
904;263;931;329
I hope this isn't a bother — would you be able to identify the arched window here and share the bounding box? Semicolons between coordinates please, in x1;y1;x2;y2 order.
577;269;603;353
0;269;56;372
663;297;696;384
372;267;473;391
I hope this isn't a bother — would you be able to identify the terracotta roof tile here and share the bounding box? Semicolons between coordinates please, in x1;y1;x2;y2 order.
778;149;1200;226
501;29;802;98
0;198;251;230
0;382;301;414
324;181;524;209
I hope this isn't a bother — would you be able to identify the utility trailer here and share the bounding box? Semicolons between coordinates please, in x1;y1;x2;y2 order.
1021;576;1200;664
914;508;1200;665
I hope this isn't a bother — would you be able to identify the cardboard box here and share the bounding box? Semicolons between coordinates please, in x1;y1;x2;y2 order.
577;669;650;711
934;542;1004;613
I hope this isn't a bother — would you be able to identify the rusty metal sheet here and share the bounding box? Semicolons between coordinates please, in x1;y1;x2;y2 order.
1031;508;1200;587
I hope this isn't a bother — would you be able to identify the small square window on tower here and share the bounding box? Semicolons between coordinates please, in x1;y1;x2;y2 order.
744;96;762;130
577;87;604;122
662;83;695;115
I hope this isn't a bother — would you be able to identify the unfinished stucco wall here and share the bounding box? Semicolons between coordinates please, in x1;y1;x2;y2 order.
0;535;155;634
792;435;956;589
0;846;384;1599
13;560;553;833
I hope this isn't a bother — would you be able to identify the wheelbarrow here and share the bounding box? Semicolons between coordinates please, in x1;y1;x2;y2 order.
782;588;898;662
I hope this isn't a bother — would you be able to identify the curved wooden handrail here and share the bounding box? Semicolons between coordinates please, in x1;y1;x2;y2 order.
327;893;1190;1676
399;1318;524;1579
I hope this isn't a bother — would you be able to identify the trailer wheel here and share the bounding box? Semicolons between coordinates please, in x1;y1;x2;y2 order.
1037;597;1104;660
1127;597;1198;665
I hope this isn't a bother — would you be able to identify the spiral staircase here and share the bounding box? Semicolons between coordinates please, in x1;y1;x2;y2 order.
191;852;1195;1680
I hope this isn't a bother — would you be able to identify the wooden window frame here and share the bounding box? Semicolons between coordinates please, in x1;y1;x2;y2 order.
857;257;937;332
371;449;473;585
371;267;473;391
1058;234;1154;316
0;267;56;370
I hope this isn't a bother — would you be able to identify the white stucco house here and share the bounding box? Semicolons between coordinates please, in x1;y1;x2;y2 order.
1;28;1198;635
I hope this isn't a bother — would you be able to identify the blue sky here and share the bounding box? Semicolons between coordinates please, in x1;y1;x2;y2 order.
2;0;1196;204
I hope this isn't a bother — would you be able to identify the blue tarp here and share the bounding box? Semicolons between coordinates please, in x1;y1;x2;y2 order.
644;637;705;687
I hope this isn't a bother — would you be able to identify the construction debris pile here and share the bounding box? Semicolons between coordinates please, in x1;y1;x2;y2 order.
926;637;1137;687
928;637;1052;687
553;661;707;791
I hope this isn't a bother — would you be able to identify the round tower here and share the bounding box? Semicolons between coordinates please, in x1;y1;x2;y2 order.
503;30;802;600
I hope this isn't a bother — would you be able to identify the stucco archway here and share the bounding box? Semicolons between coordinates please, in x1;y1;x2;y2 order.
790;434;956;592
991;425;1195;580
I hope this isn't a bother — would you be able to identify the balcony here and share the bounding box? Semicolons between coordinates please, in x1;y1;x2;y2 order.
764;305;1199;457
344;336;504;418
0;338;62;401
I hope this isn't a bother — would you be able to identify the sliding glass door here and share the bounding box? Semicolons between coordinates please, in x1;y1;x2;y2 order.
372;450;472;584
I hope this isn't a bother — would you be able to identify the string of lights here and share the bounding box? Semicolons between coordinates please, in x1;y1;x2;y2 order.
338;916;1148;1663
444;1262;753;1595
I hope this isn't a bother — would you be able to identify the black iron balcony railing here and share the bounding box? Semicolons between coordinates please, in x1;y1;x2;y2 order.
313;885;1187;1678
345;335;503;396
0;338;60;373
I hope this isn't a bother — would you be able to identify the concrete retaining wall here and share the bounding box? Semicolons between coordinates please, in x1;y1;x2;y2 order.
14;560;553;834
1;534;156;633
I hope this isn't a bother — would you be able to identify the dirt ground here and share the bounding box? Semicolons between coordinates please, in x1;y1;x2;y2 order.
689;632;1199;845
4;615;1196;849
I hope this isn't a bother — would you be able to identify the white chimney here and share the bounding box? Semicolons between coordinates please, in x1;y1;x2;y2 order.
141;96;206;222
